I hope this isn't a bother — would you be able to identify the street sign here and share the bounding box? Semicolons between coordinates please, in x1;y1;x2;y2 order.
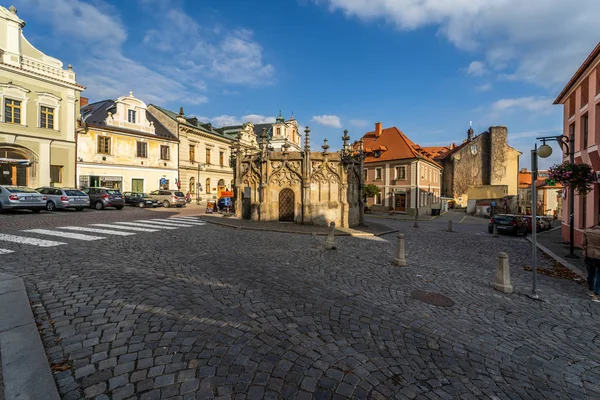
224;197;231;207
491;201;496;207
159;178;167;185
221;190;234;198
545;178;556;186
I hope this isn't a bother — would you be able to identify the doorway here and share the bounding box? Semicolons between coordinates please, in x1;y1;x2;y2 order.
279;188;295;222
132;179;144;193
394;193;406;212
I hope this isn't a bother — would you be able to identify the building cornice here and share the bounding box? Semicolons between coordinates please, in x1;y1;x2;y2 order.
179;124;232;144
554;42;600;105
0;61;85;91
85;123;179;143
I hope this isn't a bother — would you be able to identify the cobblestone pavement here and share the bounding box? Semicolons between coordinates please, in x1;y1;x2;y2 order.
1;213;599;399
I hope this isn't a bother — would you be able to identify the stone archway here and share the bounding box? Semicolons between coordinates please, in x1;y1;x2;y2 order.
0;146;33;186
279;188;295;222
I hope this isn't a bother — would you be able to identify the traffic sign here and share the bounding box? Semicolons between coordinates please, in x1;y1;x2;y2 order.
159;178;167;185
545;178;556;186
224;197;231;207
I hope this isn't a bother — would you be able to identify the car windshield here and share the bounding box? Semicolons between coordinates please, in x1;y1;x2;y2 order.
174;191;185;197
65;190;87;196
7;187;38;193
107;190;121;195
494;216;513;223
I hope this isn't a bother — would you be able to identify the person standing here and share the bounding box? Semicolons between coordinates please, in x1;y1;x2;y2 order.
582;226;600;302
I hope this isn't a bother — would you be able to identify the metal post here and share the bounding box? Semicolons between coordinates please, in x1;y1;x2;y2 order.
530;145;539;299
448;220;452;232
196;164;200;205
567;131;576;258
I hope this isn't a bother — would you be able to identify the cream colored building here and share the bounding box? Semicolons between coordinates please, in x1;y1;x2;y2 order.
77;93;178;192
0;6;84;187
147;105;233;200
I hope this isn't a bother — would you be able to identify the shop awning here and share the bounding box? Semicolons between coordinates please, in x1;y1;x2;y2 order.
0;158;31;165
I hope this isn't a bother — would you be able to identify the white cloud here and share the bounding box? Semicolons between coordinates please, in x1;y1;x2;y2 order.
491;97;554;116
349;119;369;128
476;83;492;92
314;0;600;87
312;115;342;128
466;61;486;76
204;114;276;128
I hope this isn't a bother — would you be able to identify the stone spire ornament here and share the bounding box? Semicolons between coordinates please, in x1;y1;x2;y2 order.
342;129;350;153
304;126;311;153
322;138;330;154
467;120;474;141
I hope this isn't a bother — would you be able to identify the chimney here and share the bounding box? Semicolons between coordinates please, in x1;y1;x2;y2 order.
375;122;382;137
80;96;89;107
450;143;456;150
176;107;187;123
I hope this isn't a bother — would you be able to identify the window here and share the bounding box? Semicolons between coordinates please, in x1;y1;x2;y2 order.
189;177;195;194
160;145;170;160
97;136;111;154
395;166;406;180
277;127;281;136
50;165;62;183
375;168;382;180
376;192;382;205
583;114;589;149
4;99;21;124
128;109;136;123
40;106;54;129
136;141;148;158
189;144;195;161
205;148;211;165
219;151;224;167
363;169;368;182
206;178;211;194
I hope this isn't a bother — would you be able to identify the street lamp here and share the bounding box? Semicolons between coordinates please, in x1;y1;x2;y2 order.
195;162;203;205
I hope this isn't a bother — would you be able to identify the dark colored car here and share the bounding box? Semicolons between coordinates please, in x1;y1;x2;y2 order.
521;216;543;233
488;214;527;236
217;197;233;210
82;187;125;210
123;192;159;208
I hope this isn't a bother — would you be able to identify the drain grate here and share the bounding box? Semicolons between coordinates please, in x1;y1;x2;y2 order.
411;290;455;307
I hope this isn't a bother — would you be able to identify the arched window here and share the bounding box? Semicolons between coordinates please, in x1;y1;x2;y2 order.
277;127;281;136
189;177;195;194
206;178;211;194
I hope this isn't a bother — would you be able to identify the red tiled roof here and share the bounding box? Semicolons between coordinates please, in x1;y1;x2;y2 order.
358;126;440;166
554;41;600;104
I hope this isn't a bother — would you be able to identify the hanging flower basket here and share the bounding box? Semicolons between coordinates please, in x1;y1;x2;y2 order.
548;161;598;195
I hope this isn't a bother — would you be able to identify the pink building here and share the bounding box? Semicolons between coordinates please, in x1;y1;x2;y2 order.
554;42;600;247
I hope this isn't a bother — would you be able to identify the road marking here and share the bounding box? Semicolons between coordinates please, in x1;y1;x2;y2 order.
171;216;201;220
459;215;467;224
134;220;194;227
112;222;178;230
23;229;105;241
0;249;14;255
90;224;160;232
152;218;206;225
0;233;66;247
57;226;137;236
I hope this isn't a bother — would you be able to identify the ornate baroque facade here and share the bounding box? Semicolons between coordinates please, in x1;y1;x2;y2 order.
233;127;361;227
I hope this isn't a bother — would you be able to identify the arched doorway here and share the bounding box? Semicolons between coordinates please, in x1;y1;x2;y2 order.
279;188;295;222
0;147;31;186
217;179;225;198
189;177;195;194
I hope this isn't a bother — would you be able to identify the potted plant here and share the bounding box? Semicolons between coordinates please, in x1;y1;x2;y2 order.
362;184;380;213
548;161;598;195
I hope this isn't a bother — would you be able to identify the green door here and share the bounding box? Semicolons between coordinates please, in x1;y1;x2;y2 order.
132;179;144;192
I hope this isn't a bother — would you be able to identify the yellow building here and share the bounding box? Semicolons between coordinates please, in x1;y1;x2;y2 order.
77;93;178;192
148;105;233;200
0;6;84;187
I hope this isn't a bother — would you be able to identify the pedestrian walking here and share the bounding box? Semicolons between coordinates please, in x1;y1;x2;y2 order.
582;226;600;302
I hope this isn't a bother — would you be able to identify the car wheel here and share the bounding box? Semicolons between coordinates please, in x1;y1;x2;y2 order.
163;200;170;208
138;202;145;208
95;201;104;210
46;201;56;212
31;209;41;213
76;207;84;212
115;206;124;210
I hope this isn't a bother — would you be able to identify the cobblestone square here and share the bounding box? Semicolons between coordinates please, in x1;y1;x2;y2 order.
0;209;599;399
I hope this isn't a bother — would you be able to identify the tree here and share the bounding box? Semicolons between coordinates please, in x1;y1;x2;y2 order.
363;184;380;202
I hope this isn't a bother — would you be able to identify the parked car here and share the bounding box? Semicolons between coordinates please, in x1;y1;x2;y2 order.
123;192;159;208
148;189;186;208
36;187;89;211
0;185;47;213
537;216;552;231
488;214;528;236
82;187;125;210
521;216;543;233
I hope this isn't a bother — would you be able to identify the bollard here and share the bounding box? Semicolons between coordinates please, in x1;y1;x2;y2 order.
492;252;513;293
392;233;407;266
324;221;336;250
493;224;498;237
448;220;453;232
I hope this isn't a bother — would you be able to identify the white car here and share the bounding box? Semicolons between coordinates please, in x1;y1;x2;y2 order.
536;216;551;231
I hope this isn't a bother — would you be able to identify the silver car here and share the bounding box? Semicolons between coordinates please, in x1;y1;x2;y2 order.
0;185;47;213
149;189;187;208
36;187;90;212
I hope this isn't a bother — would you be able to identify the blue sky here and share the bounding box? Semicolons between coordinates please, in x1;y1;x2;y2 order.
11;0;600;168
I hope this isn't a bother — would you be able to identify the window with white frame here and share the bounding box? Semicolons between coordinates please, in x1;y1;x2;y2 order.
136;141;148;158
375;168;382;180
1;83;29;126
395;166;406;180
35;93;61;131
376;192;382;205
128;109;136;123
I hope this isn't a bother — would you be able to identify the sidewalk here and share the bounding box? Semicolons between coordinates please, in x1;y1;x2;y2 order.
533;226;586;277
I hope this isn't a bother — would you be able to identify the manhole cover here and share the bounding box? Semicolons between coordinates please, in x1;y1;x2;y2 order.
411;290;455;307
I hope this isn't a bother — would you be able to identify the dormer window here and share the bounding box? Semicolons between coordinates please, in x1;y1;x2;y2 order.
128;109;136;123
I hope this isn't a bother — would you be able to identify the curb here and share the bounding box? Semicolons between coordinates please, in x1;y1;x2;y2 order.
0;273;60;400
199;218;397;237
527;238;586;278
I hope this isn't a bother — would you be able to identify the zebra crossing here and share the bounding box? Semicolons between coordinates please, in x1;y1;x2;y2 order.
0;216;206;255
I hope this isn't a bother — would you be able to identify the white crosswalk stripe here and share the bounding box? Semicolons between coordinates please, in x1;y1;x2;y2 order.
134;220;194;227
90;224;160;232
151;218;206;225
112;222;178;230
23;229;105;241
57;226;137;236
170;216;201;220
0;233;66;247
0;249;15;255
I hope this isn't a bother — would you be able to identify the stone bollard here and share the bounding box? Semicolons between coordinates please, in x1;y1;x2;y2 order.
448;220;453;232
493;224;498;237
324;222;336;250
492;252;513;293
392;233;407;266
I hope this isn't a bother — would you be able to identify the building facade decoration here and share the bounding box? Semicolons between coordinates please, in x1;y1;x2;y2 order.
423;124;520;207
231;126;361;227
0;5;84;188
77;93;178;192
553;41;600;247
360;122;442;215
147;105;233;200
